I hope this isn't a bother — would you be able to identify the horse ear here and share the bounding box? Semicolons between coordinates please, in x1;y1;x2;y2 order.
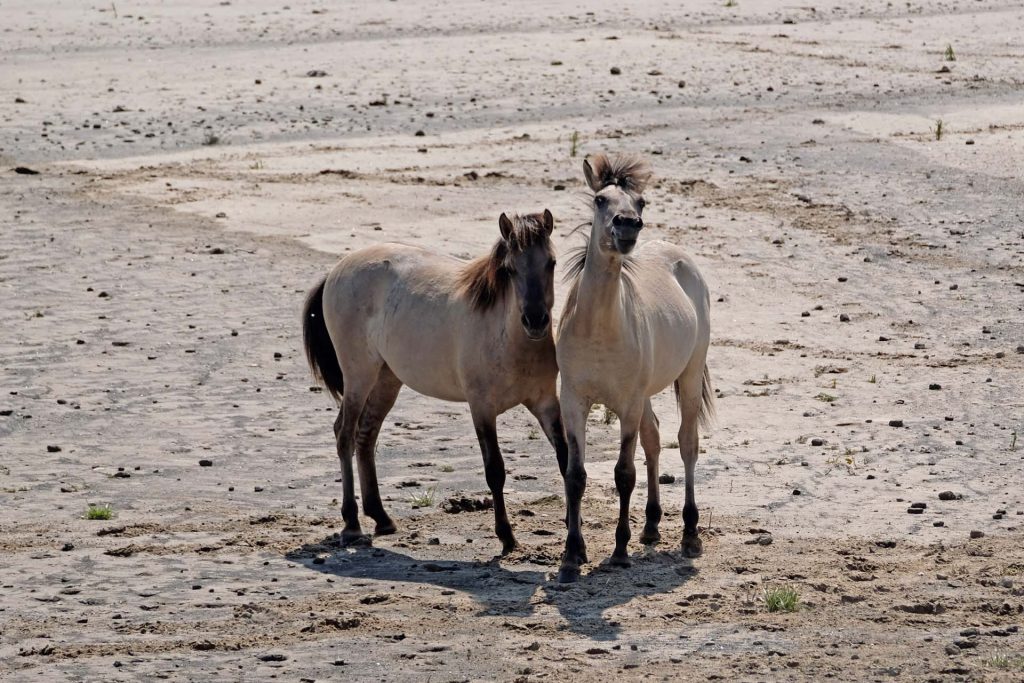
498;213;513;240
541;209;554;235
583;158;600;192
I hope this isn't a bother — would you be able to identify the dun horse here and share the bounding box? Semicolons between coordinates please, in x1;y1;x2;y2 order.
302;211;568;554
555;155;713;583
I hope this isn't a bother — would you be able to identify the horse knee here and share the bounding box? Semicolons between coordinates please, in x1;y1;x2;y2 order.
613;461;636;495
565;466;587;500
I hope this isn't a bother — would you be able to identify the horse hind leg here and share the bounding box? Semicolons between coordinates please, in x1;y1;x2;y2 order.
675;361;708;558
333;362;382;547
638;399;663;545
354;365;403;537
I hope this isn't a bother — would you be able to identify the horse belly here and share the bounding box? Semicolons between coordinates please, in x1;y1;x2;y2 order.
374;301;467;403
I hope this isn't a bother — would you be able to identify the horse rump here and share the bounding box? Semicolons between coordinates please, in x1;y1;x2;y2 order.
302;277;344;402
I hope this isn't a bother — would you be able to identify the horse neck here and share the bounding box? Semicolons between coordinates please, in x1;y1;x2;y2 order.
574;228;627;332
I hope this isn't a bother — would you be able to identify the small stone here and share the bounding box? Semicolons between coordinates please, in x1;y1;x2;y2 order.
810;438;825;446
198;459;213;467
914;342;926;350
969;530;984;539
839;313;850;322
792;489;801;496
929;383;941;390
47;445;61;453
907;507;924;515
610;67;621;75
910;502;927;509
933;521;944;527
658;473;675;484
61;542;74;551
944;644;960;655
888;419;904;427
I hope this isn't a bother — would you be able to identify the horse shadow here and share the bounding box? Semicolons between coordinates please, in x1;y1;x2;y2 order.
286;535;697;641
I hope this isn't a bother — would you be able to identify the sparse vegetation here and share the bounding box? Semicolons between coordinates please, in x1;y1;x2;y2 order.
944;44;956;61
987;653;1024;671
439;464;454;473
815;392;837;403
570;131;580;157
868;374;877;384
409;487;436;509
1011;431;1018;451
934;119;944;141
84;504;113;520
764;585;800;612
202;132;221;146
725;0;737;7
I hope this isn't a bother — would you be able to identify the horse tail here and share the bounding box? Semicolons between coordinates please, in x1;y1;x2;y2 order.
302;277;344;402
674;364;715;431
698;364;715;430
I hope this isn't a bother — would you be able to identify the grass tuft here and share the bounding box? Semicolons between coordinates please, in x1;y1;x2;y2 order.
764;585;800;612
570;131;580;157
934;119;944;141
815;392;837;403
944;44;956;61
409;487;436;509
988;653;1024;671
85;504;114;520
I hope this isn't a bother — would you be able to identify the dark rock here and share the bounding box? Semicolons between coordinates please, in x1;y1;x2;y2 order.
969;530;985;539
46;445;61;453
938;491;960;500
259;653;287;662
658;473;675;484
610;67;621;75
198;459;213;467
13;166;40;175
888;419;904;427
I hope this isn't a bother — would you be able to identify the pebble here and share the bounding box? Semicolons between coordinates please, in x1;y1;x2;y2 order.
839;313;850;322
810;438;825;446
658;473;675;484
929;383;941;390
888;419;904;427
47;445;61;453
610;67;621;75
969;530;984;539
198;459;213;467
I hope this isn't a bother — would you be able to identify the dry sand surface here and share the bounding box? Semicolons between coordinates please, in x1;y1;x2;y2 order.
3;0;1024;680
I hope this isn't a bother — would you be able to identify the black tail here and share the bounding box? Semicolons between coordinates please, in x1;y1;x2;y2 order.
302;277;344;402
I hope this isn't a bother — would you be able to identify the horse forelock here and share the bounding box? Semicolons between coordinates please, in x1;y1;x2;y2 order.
457;213;554;313
586;153;652;194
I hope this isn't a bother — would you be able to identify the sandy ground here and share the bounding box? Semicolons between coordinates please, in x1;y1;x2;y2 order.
2;0;1024;680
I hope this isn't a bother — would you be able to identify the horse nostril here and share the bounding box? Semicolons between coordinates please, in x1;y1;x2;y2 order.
613;214;642;229
539;312;550;327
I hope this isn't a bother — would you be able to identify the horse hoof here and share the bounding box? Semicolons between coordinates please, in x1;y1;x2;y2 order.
500;538;518;556
374;520;397;536
557;565;580;583
681;533;703;558
639;528;661;545
340;530;371;548
609;553;632;568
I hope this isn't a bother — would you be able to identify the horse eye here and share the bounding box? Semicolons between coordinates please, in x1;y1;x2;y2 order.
595;195;607;207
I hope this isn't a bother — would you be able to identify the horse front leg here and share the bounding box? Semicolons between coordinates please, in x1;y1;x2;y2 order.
470;407;516;555
610;406;643;567
638;399;663;545
524;394;568;478
557;389;590;583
